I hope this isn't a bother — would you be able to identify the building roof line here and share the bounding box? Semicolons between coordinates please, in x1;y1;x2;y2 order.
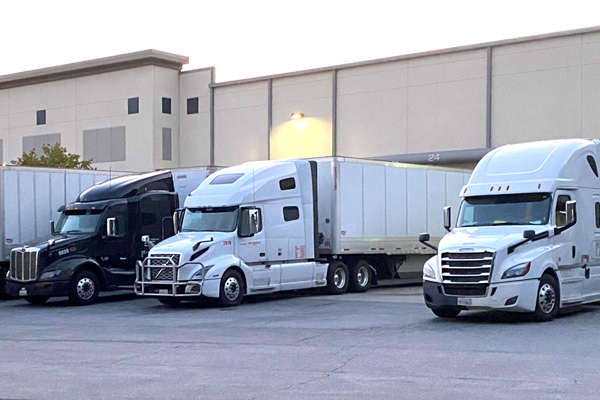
211;25;600;87
0;49;189;89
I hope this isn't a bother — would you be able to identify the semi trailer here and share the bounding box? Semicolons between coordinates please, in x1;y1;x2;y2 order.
5;167;215;305
135;157;470;306
421;139;600;321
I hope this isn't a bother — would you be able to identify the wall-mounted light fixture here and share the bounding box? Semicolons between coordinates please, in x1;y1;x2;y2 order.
290;112;304;120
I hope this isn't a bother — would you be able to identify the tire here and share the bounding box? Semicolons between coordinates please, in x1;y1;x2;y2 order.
431;308;461;319
326;261;349;295
348;260;372;293
158;297;181;307
219;269;244;307
25;296;50;305
532;274;560;322
68;270;100;306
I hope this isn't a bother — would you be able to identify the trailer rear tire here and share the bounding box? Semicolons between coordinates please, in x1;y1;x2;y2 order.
326;261;349;294
532;274;559;322
219;269;244;307
348;260;372;293
25;296;50;305
68;270;100;306
431;308;461;319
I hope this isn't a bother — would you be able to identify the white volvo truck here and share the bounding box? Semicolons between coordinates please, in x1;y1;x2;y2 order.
421;139;600;321
135;157;470;306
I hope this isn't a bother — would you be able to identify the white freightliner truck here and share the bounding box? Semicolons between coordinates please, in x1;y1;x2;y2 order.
135;157;470;306
420;139;600;321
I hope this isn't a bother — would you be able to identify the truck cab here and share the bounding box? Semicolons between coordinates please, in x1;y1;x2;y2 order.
135;160;332;306
421;139;600;321
6;170;207;305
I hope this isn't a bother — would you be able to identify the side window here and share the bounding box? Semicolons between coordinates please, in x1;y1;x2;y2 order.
239;208;262;237
279;178;296;191
105;203;127;237
555;195;571;228
596;203;600;229
283;206;299;222
139;194;176;240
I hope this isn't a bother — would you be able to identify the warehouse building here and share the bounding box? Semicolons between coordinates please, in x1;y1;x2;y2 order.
1;26;600;172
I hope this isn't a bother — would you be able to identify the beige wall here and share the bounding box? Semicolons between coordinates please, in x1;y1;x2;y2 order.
214;82;269;166
179;69;213;167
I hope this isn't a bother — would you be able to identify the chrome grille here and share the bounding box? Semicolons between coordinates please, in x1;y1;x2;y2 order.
10;248;40;282
149;254;180;266
441;251;493;297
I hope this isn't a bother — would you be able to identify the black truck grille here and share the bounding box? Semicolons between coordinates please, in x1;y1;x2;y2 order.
10;248;40;282
441;251;493;297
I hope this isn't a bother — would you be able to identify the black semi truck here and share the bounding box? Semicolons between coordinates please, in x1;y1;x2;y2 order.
5;168;212;305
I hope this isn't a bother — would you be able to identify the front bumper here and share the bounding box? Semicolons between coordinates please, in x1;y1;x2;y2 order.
423;279;539;313
5;279;70;298
134;280;203;297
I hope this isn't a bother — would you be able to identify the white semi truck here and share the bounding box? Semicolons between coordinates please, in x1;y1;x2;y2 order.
135;157;470;306
421;139;600;321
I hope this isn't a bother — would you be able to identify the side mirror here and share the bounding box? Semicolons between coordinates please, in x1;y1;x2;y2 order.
173;211;180;234
566;200;577;226
418;232;438;252
523;230;536;240
50;220;56;235
107;217;118;237
443;206;452;232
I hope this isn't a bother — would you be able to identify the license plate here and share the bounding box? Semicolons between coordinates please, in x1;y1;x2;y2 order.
159;289;169;295
457;297;473;306
19;288;28;297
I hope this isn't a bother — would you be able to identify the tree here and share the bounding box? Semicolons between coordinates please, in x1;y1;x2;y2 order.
11;142;94;170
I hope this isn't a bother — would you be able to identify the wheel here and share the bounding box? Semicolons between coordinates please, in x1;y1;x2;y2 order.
532;274;560;322
326;261;349;294
68;270;100;306
348;260;372;293
25;296;50;305
219;269;244;307
158;297;181;307
431;308;461;319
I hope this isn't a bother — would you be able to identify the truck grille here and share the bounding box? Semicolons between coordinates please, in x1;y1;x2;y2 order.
10;248;40;282
151;268;174;281
441;251;493;297
148;254;180;266
143;254;180;282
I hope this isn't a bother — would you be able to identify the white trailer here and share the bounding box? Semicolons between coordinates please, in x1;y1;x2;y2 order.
421;139;600;321
0;165;128;296
135;157;470;306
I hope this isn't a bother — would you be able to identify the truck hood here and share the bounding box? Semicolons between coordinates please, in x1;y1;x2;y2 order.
439;226;547;252
151;232;235;252
20;233;96;252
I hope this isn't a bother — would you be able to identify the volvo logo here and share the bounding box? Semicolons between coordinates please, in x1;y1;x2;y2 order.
459;248;475;252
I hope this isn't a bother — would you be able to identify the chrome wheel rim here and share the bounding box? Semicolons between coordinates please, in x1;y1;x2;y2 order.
356;266;369;287
77;277;95;300
334;268;347;289
223;277;240;301
538;283;556;314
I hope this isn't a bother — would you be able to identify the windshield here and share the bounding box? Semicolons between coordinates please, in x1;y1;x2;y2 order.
181;206;239;232
55;209;104;234
457;193;552;227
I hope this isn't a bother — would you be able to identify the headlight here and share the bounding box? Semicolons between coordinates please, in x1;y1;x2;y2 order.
40;270;61;279
501;262;531;279
423;263;436;280
192;264;214;280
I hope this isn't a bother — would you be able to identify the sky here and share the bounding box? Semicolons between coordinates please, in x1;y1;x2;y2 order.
1;0;600;83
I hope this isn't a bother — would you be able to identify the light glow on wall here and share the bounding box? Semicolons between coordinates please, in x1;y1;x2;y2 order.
270;117;332;160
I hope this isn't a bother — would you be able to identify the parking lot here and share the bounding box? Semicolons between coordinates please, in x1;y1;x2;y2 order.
2;283;600;400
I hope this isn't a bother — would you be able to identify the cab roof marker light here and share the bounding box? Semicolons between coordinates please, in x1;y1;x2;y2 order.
490;186;494;192
506;186;510;190
538;183;542;189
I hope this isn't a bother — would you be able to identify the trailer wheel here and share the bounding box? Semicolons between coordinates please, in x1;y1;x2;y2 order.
349;260;372;293
25;296;50;305
532;274;560;322
68;270;100;306
219;269;244;307
431;308;461;319
326;261;349;294
158;298;181;307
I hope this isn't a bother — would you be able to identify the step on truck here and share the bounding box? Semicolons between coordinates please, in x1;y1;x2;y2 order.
135;157;470;306
5;167;214;305
420;139;600;321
